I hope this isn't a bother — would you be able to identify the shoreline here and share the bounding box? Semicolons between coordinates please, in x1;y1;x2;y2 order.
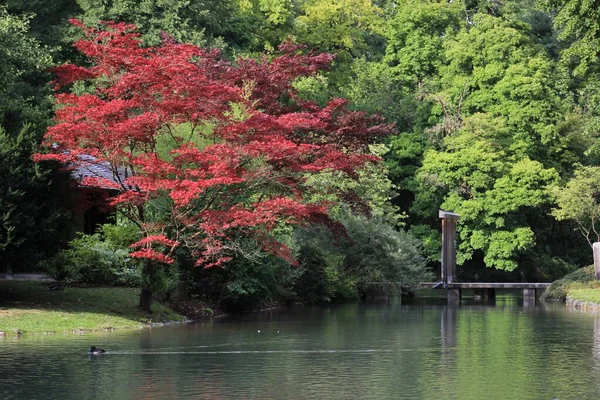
566;297;600;311
0;279;288;337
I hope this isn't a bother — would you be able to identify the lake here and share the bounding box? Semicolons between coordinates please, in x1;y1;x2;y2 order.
1;293;599;399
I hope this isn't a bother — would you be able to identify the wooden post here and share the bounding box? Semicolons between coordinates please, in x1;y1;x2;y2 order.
440;210;460;284
593;242;600;280
5;261;13;280
523;288;536;307
448;288;462;305
441;306;457;349
484;288;496;299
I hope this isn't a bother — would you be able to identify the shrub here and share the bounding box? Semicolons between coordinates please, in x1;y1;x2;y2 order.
542;266;596;300
340;215;433;294
294;244;335;303
292;216;432;300
532;254;578;282
192;236;300;312
40;224;142;286
39;251;77;282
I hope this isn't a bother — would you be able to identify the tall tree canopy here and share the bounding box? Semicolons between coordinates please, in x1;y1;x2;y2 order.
0;9;53;135
0;10;71;274
38;21;391;309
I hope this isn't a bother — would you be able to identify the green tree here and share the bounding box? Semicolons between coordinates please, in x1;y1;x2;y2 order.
340;215;432;292
0;9;53;135
409;14;577;272
74;0;244;47
552;166;600;247
384;0;463;85
0;11;71;275
544;0;600;78
5;0;82;61
0;126;71;275
295;0;385;59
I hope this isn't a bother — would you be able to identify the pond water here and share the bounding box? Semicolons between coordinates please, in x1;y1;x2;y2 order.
1;293;600;399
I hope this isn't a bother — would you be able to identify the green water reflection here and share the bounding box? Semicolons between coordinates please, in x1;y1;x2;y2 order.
1;294;599;399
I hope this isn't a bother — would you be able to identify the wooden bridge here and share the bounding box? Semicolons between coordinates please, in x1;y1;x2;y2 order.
420;281;551;305
434;210;550;305
365;211;552;305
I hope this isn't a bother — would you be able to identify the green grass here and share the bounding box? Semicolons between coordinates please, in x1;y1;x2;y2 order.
542;266;600;303
567;288;600;304
0;281;184;335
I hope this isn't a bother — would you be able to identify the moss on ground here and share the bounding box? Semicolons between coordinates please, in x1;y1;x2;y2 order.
542;266;600;301
0;281;184;335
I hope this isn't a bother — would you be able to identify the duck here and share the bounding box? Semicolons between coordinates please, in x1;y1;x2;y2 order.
88;346;106;355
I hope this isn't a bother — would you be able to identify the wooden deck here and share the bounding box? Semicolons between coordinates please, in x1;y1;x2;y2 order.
447;282;551;289
420;282;550;289
419;281;551;305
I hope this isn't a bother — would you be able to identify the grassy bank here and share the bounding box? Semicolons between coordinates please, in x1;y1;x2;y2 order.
0;281;185;335
542;266;600;303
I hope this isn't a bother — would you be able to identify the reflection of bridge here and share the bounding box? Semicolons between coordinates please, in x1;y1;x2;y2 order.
422;282;551;305
435;210;550;305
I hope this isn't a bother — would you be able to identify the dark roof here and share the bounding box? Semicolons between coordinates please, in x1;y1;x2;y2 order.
72;154;128;190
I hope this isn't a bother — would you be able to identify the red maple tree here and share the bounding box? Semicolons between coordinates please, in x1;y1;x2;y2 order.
37;20;392;310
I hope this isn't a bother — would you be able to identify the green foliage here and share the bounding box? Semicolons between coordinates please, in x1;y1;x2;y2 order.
4;0;600;296
293;74;332;107
384;0;463;83
542;265;596;300
0;125;71;272
0;9;53;134
0;11;71;274
529;254;577;282
101;222;141;248
409;224;441;263
295;0;385;58
74;0;231;46
41;224;142;286
544;0;600;78
305;145;403;225
195;237;299;312
406;11;576;272
341;59;423;132
552;166;600;246
294;244;335;303
5;0;83;62
340;215;433;292
418;114;560;270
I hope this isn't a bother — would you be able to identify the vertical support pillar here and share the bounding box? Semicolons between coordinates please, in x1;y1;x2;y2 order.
440;210;460;284
5;261;13;280
523;288;536;307
448;288;462;305
441;306;457;349
594;242;600;280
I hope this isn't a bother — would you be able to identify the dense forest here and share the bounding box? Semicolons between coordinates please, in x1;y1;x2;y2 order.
1;0;599;311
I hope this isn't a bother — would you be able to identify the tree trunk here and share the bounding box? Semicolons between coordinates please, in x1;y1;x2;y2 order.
139;259;155;312
139;286;153;312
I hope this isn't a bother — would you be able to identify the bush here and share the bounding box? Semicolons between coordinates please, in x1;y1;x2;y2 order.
542;266;597;300
341;215;433;294
291;216;432;300
40;224;142;286
294;244;335;304
39;251;76;282
531;254;578;282
193;236;300;312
